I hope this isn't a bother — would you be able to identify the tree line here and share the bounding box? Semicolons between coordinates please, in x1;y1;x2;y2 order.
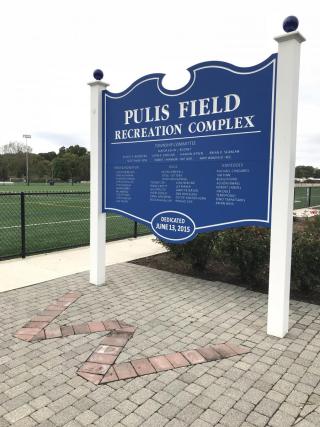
295;165;320;179
0;142;90;182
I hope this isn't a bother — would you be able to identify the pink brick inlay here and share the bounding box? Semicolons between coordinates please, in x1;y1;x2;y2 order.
14;291;250;385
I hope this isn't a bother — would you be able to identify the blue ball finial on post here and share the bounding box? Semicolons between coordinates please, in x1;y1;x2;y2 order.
93;69;104;81
283;16;299;33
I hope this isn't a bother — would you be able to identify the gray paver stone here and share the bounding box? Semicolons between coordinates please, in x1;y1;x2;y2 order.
94;409;124;426
4;404;34;424
135;398;161;419
255;397;280;418
269;409;296;427
122;412;144;427
140;412;169;426
31;407;55;423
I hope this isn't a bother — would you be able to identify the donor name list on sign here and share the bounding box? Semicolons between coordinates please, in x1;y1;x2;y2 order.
102;55;277;243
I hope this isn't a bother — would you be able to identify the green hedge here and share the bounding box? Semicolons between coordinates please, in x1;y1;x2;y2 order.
291;217;320;292
160;232;220;271
158;217;320;293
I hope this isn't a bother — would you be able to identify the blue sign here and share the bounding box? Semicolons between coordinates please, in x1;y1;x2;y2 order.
102;55;277;243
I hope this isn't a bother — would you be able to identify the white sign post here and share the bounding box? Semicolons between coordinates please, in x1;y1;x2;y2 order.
89;71;108;286
267;25;305;337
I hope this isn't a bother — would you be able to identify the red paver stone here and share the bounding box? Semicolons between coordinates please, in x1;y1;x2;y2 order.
213;343;237;358
101;334;130;347
95;345;122;355
32;330;46;341
60;295;77;300
63;297;78;306
114;363;137;380
79;362;110;375
64;290;80;296
66;291;82;297
131;358;156;376
16;328;42;336
39;311;61;320
101;366;118;383
24;321;48;329
44;326;62;339
197;346;221;362
149;355;173;372
73;323;90;335
225;342;250;355
103;320;120;330
47;302;65;308
56;298;74;306
88;321;106;333
182;350;206;365
166;352;190;368
117;321;136;334
61;326;75;337
88;353;118;365
15;334;34;342
78;371;102;385
118;320;133;328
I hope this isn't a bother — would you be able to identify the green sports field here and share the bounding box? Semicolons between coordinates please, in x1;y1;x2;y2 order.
0;183;150;259
0;182;90;193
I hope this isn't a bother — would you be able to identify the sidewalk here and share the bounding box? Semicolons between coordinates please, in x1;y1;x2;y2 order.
0;235;166;293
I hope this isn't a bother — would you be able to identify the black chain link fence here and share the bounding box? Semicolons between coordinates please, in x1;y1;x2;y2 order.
2;186;317;260
294;185;320;210
0;191;150;260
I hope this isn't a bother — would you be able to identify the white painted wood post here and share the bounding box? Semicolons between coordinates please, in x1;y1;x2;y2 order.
267;31;305;337
88;77;108;285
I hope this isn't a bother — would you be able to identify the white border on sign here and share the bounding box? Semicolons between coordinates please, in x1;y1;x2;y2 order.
103;57;277;231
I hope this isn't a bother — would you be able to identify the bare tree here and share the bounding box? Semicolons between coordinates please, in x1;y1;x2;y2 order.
0;141;32;154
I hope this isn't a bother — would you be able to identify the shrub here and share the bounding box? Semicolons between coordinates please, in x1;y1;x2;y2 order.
158;240;185;260
216;227;270;289
157;218;320;294
158;232;219;271
291;216;320;292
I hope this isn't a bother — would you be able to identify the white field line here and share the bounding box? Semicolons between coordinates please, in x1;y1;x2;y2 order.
293;205;320;212
33;202;90;208
0;215;122;230
0;202;89;209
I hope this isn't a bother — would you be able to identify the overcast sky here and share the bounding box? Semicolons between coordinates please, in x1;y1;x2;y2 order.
0;0;319;166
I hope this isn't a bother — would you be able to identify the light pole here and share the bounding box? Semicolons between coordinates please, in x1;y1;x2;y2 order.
22;134;31;185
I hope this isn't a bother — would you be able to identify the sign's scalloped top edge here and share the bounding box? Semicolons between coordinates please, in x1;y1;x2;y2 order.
103;53;277;99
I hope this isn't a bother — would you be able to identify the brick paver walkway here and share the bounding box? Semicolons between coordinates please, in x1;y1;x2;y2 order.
1;263;320;426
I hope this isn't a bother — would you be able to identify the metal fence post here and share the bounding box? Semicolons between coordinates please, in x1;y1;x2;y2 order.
20;192;26;258
134;221;138;238
308;186;312;207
